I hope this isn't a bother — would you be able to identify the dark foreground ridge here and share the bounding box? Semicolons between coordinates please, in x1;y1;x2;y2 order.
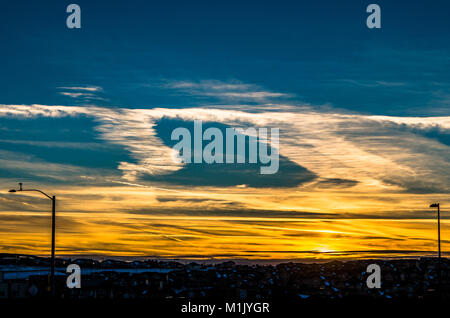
0;253;449;301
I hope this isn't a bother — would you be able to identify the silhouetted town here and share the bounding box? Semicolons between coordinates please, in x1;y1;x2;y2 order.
0;253;448;300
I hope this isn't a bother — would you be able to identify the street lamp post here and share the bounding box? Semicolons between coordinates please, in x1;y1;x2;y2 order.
9;183;56;296
429;202;441;295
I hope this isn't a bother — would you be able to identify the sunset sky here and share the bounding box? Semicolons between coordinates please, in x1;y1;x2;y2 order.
0;0;449;260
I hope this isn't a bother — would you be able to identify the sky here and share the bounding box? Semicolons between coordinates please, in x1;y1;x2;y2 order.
0;0;449;260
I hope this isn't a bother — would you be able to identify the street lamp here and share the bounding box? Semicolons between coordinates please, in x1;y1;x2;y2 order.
8;183;56;296
429;202;441;295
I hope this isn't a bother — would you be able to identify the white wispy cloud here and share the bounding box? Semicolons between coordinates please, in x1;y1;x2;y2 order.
60;92;95;98
0;103;449;193
58;86;105;101
164;80;290;101
58;86;103;92
336;79;407;88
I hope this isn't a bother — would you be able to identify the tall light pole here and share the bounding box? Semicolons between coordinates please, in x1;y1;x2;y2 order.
8;183;56;296
429;202;441;295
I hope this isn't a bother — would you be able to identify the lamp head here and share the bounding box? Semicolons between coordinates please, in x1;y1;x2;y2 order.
430;203;439;208
7;183;23;193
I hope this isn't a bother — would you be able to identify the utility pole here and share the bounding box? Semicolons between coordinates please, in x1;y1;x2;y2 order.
9;183;57;297
430;203;441;297
51;195;56;296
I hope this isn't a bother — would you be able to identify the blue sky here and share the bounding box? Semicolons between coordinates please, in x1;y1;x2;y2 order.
0;1;449;258
1;0;449;115
0;0;449;194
